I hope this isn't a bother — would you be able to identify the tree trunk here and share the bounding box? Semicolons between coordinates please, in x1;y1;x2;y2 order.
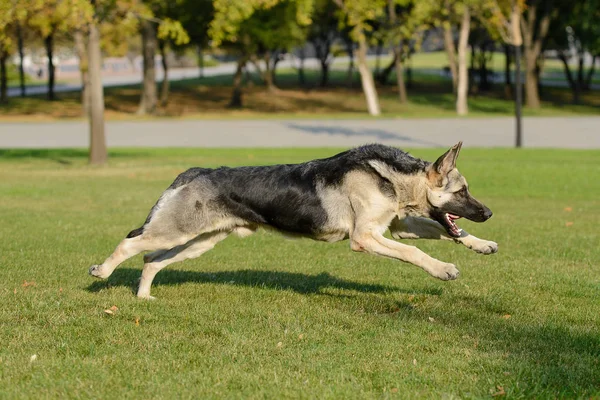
583;55;596;91
559;52;580;104
197;45;204;78
387;0;407;103
377;54;395;85
88;19;107;165
74;30;90;115
394;48;407;104
0;49;7;104
356;34;381;116
504;44;512;99
138;19;157;115
229;58;245;108
298;47;306;86
45;33;56;101
524;58;540;108
17;22;26;97
470;45;477;95
456;8;470;116
521;5;550;109
263;52;276;92
345;40;355;87
374;42;382;76
443;24;458;92
271;52;281;88
320;60;330;87
159;40;169;107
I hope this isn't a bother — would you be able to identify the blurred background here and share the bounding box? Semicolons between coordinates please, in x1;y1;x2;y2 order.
0;0;598;162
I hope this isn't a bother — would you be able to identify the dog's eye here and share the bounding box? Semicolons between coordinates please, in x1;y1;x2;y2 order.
456;186;468;195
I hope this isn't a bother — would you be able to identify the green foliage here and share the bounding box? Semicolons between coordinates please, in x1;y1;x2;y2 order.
239;1;311;53
157;18;189;45
335;0;387;42
209;0;314;47
547;0;600;55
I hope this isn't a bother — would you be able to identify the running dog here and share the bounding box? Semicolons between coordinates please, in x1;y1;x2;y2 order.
89;142;498;299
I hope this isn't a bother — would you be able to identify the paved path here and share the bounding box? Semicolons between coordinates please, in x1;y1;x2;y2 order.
1;117;599;149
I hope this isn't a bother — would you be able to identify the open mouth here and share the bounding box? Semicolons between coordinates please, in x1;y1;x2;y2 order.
441;213;463;237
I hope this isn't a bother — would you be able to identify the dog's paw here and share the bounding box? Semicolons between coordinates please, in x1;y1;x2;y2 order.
137;294;156;301
89;264;110;279
472;240;498;255
430;263;460;281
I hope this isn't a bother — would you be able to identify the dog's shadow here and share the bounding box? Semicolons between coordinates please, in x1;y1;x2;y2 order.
86;267;442;297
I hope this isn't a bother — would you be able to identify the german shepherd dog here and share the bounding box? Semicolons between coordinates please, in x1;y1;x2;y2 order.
89;143;497;299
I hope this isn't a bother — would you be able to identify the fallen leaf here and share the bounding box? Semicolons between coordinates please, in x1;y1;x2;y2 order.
22;281;36;288
276;341;283;348
109;305;118;312
59;288;63;293
492;385;506;397
502;314;511;319
104;309;114;315
407;295;415;302
412;359;417;366
135;318;140;326
298;334;304;340
13;288;16;294
30;354;37;363
428;317;435;322
565;222;574;227
564;207;572;212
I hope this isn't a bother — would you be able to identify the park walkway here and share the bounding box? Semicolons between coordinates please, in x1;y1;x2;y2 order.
1;117;598;149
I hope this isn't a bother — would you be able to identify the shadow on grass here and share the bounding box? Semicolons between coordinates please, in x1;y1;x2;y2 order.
86;267;442;297
0;149;150;164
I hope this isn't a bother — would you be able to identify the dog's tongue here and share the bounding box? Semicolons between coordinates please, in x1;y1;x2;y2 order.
448;213;461;220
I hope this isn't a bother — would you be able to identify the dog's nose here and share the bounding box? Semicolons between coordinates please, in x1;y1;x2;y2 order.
483;208;493;220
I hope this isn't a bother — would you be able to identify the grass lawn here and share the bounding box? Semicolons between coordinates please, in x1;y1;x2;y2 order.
1;147;599;398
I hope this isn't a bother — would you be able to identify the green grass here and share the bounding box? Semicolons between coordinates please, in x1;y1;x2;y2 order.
1;147;599;398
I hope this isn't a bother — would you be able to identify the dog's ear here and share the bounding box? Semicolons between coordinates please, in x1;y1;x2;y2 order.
427;142;462;185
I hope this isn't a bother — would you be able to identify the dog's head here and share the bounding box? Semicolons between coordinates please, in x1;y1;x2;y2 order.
424;142;493;237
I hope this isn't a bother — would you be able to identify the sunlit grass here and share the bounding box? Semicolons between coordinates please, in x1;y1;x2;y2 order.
1;147;599;398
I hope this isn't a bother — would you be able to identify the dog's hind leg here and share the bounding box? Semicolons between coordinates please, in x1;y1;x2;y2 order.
89;231;199;280
137;231;230;299
389;216;498;255
351;229;460;281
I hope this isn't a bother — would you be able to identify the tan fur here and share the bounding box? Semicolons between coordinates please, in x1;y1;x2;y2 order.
90;143;497;299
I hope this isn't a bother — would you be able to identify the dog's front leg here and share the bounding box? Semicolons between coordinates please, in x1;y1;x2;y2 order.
351;231;460;280
390;217;498;255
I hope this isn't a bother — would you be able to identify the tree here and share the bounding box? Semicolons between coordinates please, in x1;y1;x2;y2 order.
242;1;311;92
307;0;339;87
176;0;214;79
29;0;80;101
0;1;30;103
334;0;386;116
519;0;552;108
88;0;106;165
382;0;418;103
137;1;189;115
414;0;474;115
210;0;314;106
477;0;525;146
548;0;600;104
